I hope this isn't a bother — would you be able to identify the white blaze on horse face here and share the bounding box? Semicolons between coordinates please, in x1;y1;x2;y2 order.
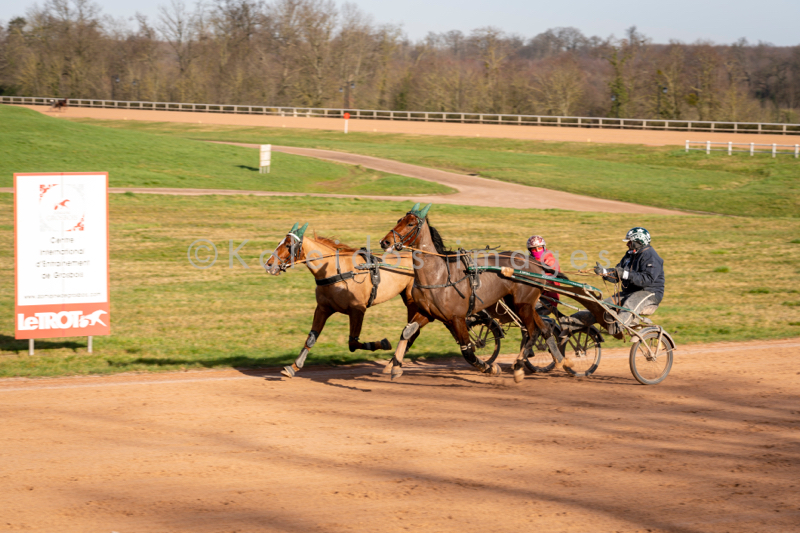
267;235;290;274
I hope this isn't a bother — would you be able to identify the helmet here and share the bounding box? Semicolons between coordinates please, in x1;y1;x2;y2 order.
527;235;546;249
623;227;651;246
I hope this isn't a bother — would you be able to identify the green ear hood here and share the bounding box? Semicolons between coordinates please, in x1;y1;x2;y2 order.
295;222;309;239
418;203;432;219
408;202;432;219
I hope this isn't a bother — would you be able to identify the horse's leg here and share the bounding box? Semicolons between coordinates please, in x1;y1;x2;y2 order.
385;312;429;380
529;304;563;363
281;304;333;378
514;304;560;383
451;317;502;376
347;309;392;353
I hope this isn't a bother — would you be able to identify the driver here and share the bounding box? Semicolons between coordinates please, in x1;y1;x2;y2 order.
565;227;665;335
527;235;560;316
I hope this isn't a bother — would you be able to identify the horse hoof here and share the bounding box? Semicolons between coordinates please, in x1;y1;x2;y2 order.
382;361;394;374
281;366;296;378
513;366;525;383
482;363;501;376
390;367;403;380
380;338;392;350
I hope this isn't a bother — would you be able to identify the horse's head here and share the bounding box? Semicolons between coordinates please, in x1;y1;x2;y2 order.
265;222;309;275
380;203;431;252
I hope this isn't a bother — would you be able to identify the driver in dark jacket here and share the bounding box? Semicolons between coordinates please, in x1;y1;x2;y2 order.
565;227;665;336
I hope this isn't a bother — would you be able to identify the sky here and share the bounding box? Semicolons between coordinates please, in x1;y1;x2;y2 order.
2;0;799;47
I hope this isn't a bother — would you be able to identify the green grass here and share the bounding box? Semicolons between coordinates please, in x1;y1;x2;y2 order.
0;105;453;196
1;193;799;378
68;117;800;218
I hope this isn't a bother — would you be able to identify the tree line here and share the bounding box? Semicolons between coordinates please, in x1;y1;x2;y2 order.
1;0;799;122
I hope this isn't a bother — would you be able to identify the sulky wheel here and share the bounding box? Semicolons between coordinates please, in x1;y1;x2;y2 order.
560;326;602;378
466;314;503;365
629;327;673;385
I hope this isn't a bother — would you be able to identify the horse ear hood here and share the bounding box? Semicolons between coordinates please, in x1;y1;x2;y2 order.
410;202;421;214
289;222;299;234
418;203;432;219
296;223;309;239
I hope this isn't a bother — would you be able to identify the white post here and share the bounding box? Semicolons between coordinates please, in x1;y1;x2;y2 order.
772;143;777;158
728;141;732;156
685;140;689;153
706;140;711;155
260;144;272;174
795;145;799;159
88;336;93;354
750;142;754;156
344;119;349;134
29;339;34;356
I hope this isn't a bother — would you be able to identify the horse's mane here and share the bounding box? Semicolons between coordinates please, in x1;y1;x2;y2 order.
427;220;457;256
313;235;360;252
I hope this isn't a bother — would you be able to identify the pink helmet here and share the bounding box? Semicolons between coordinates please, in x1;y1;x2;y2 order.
527;235;546;249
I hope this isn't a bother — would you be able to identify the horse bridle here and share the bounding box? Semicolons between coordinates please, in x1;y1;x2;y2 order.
389;212;423;251
272;232;304;272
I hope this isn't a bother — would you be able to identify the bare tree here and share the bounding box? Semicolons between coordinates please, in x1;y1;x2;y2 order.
534;59;584;116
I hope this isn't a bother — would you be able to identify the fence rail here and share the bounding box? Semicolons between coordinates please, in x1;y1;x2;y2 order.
686;140;800;157
4;95;800;136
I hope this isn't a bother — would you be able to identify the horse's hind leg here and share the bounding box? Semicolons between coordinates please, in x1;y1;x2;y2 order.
452;317;501;376
347;309;392;353
282;304;333;378
531;307;562;363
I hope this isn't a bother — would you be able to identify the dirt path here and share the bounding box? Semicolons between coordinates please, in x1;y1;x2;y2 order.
1;338;798;532
0;142;681;214
20;104;799;146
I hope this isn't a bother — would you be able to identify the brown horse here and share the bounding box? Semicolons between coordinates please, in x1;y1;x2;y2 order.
50;98;68;112
379;204;615;382
265;222;425;378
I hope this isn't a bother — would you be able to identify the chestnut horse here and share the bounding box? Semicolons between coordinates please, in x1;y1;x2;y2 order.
265;222;425;378
379;204;615;382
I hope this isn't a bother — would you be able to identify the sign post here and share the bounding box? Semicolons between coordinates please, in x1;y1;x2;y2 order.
344;112;350;134
260;144;271;173
14;173;110;353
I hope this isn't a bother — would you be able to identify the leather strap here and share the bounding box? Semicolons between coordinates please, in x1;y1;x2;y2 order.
316;271;356;286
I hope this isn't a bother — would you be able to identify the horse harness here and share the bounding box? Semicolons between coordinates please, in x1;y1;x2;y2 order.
413;249;483;316
315;249;382;308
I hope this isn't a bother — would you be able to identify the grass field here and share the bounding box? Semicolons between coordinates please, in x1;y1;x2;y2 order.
0;105;452;196
67;118;800;218
1;193;799;378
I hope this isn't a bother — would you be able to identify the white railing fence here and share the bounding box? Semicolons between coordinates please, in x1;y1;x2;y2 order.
686;140;800;158
4;95;800;136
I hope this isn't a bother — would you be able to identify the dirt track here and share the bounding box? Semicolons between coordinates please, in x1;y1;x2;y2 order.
5;106;685;214
2;338;799;532
21;104;798;146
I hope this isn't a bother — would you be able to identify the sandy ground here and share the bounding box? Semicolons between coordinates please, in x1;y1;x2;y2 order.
1;338;798;532
20;104;800;147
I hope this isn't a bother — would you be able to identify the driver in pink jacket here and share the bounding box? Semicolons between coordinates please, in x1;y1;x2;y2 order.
527;235;560;316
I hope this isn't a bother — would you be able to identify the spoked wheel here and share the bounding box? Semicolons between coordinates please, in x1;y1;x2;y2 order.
560;326;602;378
629;328;673;385
466;314;503;364
523;320;559;373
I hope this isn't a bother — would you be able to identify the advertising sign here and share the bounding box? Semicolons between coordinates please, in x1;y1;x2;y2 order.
14;173;110;339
